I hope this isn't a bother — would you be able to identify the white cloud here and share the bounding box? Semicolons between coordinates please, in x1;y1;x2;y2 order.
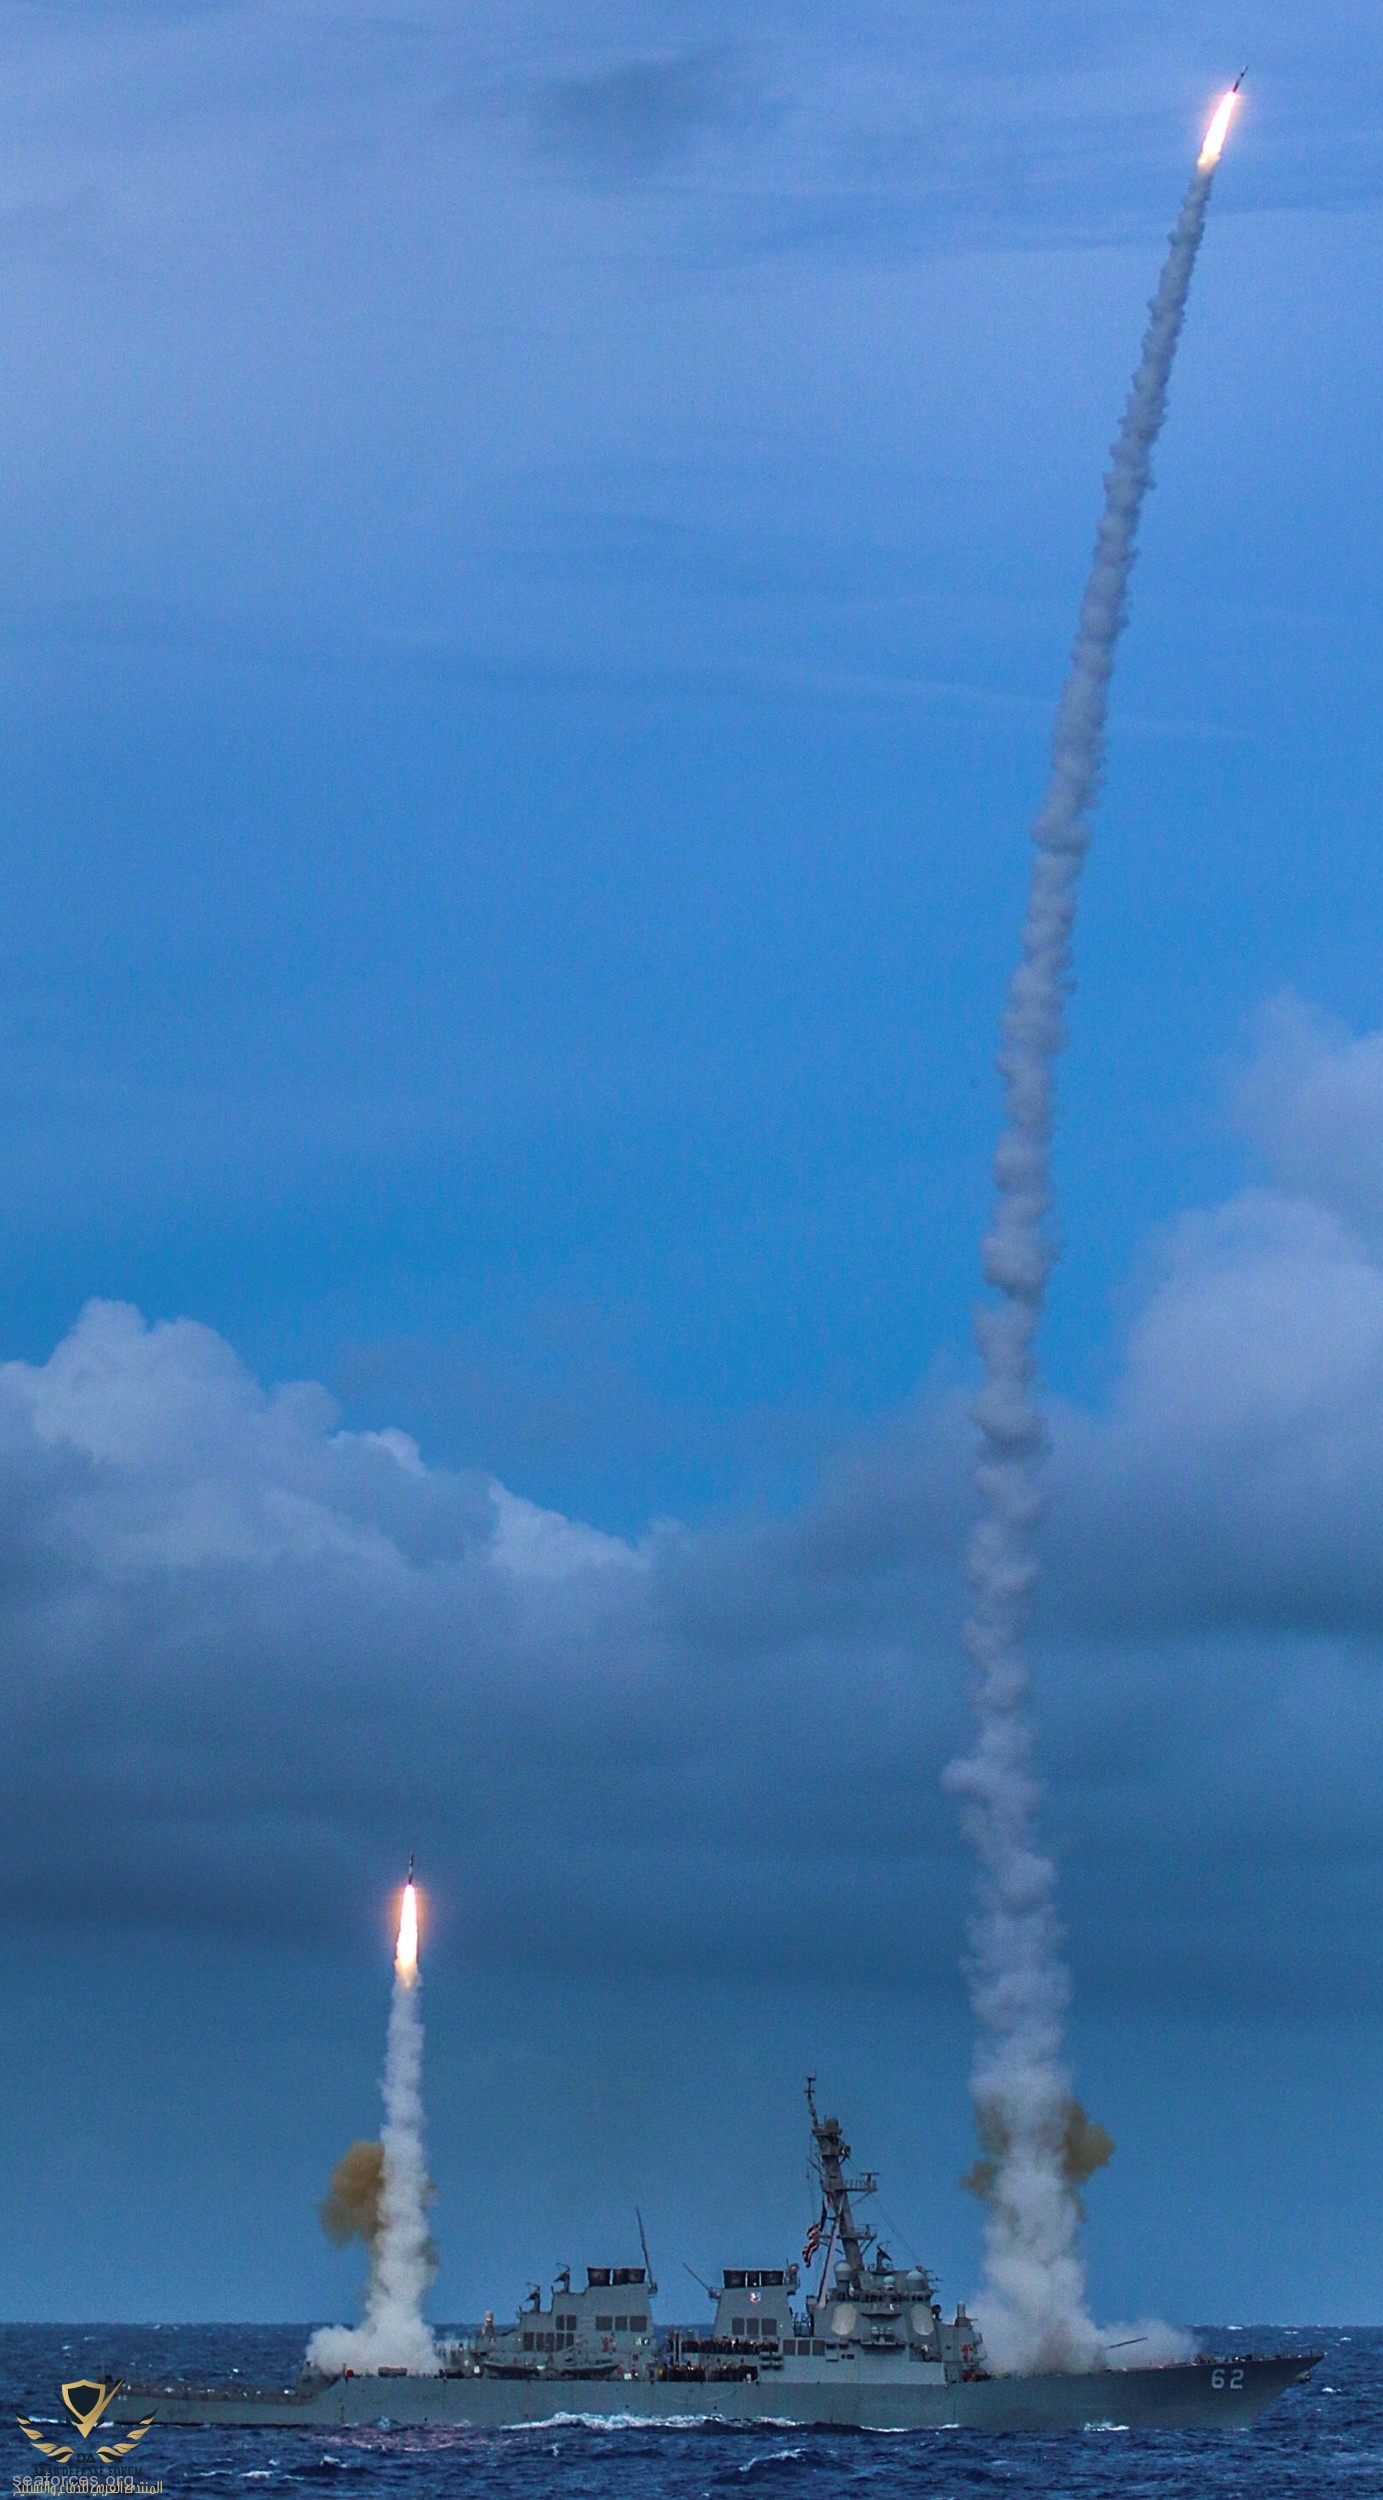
1234;992;1383;1240
487;1478;646;1579
1047;1007;1383;1634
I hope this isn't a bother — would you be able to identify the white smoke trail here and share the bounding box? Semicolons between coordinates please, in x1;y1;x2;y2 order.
946;156;1221;2377
308;1954;439;2376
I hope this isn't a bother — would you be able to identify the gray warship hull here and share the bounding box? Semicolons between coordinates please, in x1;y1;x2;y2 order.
111;2352;1315;2435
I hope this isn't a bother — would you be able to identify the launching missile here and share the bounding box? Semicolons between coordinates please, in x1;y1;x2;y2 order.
395;1861;420;1973
1232;66;1247;92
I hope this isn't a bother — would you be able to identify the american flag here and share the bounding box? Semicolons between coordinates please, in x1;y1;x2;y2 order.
802;2205;827;2266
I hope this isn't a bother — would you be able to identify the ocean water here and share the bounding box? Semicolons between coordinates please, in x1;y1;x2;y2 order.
1;2323;1376;2500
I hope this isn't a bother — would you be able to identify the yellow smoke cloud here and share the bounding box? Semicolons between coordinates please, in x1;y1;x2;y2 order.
962;2097;1115;2216
318;2137;439;2272
319;2141;386;2247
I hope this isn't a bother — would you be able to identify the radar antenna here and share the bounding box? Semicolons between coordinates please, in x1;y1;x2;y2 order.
805;2076;877;2293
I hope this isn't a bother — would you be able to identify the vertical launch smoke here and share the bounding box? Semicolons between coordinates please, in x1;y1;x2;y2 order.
308;1880;439;2377
947;101;1236;2375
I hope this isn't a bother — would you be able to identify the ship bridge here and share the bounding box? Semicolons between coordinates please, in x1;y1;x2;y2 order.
709;2265;799;2346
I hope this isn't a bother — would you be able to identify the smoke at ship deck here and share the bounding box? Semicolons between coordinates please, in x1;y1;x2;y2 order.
945;91;1238;2376
307;1880;439;2377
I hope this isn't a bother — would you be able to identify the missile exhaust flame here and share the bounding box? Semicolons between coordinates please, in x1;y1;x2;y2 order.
1198;83;1241;171
946;106;1235;2376
396;1880;419;1980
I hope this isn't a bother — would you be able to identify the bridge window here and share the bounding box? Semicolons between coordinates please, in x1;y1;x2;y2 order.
629;2315;647;2331
596;2316;613;2331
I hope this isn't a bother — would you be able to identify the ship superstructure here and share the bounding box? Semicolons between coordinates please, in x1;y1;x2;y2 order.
469;2263;656;2379
653;2084;981;2391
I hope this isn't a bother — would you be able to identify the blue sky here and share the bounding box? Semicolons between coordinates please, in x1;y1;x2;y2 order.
5;1;1383;2331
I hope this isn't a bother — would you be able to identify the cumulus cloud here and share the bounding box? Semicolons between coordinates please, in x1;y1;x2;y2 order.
10;1005;1383;2007
1234;992;1383;1240
0;1296;968;1972
1051;1006;1383;1634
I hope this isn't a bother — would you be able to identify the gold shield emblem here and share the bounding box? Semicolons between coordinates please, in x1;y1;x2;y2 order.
16;2374;156;2464
61;2380;123;2438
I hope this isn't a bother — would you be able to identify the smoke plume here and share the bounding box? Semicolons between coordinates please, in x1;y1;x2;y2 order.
307;1946;440;2376
962;2094;1114;2219
945;152;1222;2375
319;2141;385;2248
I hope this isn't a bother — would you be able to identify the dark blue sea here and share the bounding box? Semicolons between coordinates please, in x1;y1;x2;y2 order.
2;2324;1376;2499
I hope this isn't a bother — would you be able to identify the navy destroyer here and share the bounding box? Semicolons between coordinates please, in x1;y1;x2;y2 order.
108;2083;1318;2434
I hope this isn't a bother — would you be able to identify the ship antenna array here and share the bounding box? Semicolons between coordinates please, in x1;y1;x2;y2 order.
635;2207;657;2293
873;2196;925;2272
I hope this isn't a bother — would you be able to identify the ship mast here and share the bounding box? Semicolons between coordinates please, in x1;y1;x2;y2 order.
805;2077;876;2291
